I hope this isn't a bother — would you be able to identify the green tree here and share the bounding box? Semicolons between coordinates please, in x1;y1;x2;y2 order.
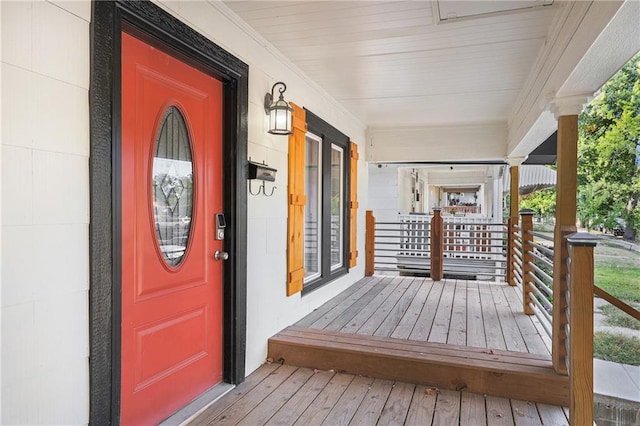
521;187;556;220
578;53;640;240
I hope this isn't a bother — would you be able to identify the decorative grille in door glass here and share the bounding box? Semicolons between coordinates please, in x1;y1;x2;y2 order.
152;106;194;267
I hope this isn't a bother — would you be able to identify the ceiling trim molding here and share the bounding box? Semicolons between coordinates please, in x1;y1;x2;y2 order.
550;94;592;118
507;0;625;156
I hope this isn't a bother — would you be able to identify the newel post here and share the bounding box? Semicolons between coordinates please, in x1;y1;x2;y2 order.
365;210;375;276
430;207;444;281
566;233;598;426
520;209;535;315
550;95;589;374
506;161;522;286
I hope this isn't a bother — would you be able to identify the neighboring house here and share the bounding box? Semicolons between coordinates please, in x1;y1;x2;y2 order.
1;1;638;424
369;163;506;220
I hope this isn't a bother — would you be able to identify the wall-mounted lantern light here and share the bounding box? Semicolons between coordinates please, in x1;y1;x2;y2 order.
264;82;293;135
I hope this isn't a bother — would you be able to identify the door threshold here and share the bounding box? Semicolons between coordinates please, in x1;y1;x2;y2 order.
159;382;235;426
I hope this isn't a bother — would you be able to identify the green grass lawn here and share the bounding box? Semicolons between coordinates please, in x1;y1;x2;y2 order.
600;304;640;330
592;243;640;365
594;265;640;303
594;243;640;303
594;332;640;366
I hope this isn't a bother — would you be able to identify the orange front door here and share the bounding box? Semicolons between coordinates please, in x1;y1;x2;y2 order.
121;32;224;425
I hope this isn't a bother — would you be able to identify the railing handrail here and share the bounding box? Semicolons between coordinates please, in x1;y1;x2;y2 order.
528;230;554;242
364;210;507;280
593;285;640;321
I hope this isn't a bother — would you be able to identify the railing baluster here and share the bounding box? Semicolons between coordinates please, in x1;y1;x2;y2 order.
367;212;508;279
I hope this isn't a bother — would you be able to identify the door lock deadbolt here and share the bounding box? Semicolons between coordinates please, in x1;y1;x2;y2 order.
214;250;229;261
215;213;226;240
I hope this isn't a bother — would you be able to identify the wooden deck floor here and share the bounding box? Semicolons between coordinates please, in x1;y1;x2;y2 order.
189;276;568;425
189;364;570;425
295;276;551;356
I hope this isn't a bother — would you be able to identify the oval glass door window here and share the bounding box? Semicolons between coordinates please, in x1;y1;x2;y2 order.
152;106;194;267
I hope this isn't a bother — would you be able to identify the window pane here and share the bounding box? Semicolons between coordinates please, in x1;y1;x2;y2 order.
152;106;194;267
304;134;322;280
331;144;344;270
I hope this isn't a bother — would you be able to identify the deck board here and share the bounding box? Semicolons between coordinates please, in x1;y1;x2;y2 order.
429;279;456;343
295;277;372;327
460;392;487;425
189;364;569;425
357;277;413;335
323;277;388;331
489;281;529;352
322;375;374;425
236;368;313;426
511;399;543;425
486;395;515;425
293;373;353;425
264;370;334;425
309;277;382;329
466;281;487;348
189;363;280;426
206;364;297;425
374;278;420;337
432;389;460;425
448;280;467;345
478;282;507;350
502;284;550;356
409;279;444;340
189;277;573;425
391;279;433;339
538;403;570;425
405;385;437;425
348;378;394;425
340;277;403;334
377;382;414;424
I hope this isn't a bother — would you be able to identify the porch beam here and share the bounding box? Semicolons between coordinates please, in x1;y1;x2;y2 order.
549;95;589;375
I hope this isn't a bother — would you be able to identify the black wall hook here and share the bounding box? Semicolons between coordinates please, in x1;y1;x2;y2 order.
249;180;276;197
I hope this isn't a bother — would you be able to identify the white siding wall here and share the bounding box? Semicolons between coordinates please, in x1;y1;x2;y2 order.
1;1;91;424
1;1;367;423
156;0;367;376
367;164;400;222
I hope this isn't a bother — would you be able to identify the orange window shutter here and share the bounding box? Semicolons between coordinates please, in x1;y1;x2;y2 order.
349;142;359;267
286;103;307;296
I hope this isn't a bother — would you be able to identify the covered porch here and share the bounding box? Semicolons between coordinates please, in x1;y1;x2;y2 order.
189;276;570;424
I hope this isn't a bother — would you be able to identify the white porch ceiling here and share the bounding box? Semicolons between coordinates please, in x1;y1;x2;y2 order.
224;0;558;128
222;1;637;162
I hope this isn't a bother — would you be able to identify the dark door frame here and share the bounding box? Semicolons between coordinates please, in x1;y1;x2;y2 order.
89;1;248;424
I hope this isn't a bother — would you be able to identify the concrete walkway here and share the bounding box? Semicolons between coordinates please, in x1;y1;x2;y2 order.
595;359;640;402
594;297;640;339
593;297;640;425
597;234;640;253
594;359;640;426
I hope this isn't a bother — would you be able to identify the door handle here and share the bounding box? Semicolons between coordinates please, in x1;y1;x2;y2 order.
214;250;229;261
